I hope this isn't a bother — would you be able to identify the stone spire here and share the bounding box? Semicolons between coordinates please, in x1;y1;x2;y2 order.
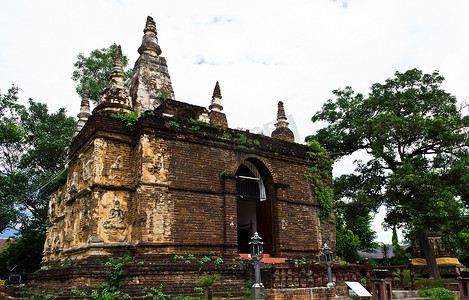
209;81;223;112
209;81;228;128
129;16;175;112
271;101;295;142
93;45;132;115
72;91;91;138
276;101;288;127
138;16;162;56
110;45;125;89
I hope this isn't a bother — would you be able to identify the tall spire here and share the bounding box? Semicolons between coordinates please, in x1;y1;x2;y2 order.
138;16;162;56
209;81;223;112
72;91;91;138
271;101;295;142
93;45;132;115
129;16;175;112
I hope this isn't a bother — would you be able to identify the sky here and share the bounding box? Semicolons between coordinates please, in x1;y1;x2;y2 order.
1;0;469;242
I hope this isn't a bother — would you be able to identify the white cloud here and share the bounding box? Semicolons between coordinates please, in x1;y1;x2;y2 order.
1;0;468;240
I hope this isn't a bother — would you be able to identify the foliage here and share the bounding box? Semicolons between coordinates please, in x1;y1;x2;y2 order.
159;88;170;102
334;191;377;251
241;279;254;299
0;231;45;278
198;273;219;300
71;254;132;300
304;140;334;220
307;69;469;277
104;253;132;288
72;43;132;105
393;269;419;287
169;121;180;127
0;85;75;234
198;273;220;288
140;286;170;299
219;169;230;177
419;288;456;300
110;111;139;129
335;213;361;263
20;288;57;300
415;278;458;290
390;243;411;266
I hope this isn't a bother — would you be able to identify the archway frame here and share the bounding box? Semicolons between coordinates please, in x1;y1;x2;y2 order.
233;155;278;255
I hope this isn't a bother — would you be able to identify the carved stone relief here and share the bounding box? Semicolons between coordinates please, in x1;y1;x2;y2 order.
103;200;127;238
109;156;122;179
68;172;78;195
83;157;92;182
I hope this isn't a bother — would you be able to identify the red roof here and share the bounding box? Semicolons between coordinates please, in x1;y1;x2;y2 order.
0;238;16;252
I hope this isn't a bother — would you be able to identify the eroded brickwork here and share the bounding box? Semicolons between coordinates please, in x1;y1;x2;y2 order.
265;287;337;300
43;109;335;265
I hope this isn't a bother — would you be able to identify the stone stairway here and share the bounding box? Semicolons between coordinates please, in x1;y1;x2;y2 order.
393;290;432;299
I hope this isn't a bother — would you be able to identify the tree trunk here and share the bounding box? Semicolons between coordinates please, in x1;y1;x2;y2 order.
419;230;441;279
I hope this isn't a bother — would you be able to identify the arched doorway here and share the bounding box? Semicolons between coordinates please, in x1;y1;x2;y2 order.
236;160;274;254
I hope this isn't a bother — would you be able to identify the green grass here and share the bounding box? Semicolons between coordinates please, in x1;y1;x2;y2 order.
415;278;458;290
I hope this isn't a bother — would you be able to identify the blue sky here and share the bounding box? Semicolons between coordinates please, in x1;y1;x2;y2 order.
1;0;469;242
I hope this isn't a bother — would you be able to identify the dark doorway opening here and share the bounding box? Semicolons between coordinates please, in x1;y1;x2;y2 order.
236;161;274;254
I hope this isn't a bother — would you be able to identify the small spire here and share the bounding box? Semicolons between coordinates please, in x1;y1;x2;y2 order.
110;45;125;88
144;16;157;34
213;81;222;99
209;81;223;112
271;101;295;142
275;101;288;127
94;45;132;113
72;91;91;138
138;16;162;56
80;90;91;115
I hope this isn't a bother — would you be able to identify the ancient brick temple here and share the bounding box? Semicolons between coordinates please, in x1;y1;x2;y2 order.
37;16;335;297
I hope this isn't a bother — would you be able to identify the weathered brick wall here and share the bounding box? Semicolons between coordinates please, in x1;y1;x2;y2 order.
29;254;251;299
43;104;335;265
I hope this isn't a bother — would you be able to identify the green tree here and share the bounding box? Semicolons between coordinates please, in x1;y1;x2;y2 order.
307;69;469;278
71;43;132;105
0;85;75;234
335;213;361;263
0;231;46;278
334;176;378;251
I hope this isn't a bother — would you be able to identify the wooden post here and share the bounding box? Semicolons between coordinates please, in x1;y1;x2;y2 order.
408;259;416;291
272;266;277;288
364;258;372;292
356;261;362;282
313;268;319;287
298;268;303;288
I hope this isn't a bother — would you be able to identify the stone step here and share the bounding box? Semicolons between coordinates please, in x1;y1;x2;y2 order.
393;290;421;299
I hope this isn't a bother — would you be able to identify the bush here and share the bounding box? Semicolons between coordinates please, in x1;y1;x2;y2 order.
419;288;455;300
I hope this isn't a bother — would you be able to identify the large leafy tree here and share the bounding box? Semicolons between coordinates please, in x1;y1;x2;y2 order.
72;43;132;105
0;231;45;278
307;69;469;278
0;85;75;234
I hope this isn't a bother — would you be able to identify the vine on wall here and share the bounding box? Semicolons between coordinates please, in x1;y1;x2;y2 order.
304;140;334;221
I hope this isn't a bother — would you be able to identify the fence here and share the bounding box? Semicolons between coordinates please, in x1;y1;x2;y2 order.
271;258;416;291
